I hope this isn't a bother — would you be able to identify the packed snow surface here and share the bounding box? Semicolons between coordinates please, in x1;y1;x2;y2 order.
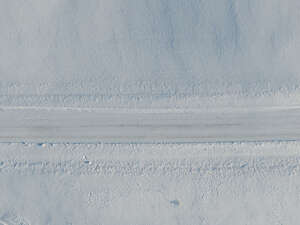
0;107;300;143
1;0;300;108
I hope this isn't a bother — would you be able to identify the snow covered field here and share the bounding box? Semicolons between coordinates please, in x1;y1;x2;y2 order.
1;0;300;108
1;0;300;224
1;142;300;225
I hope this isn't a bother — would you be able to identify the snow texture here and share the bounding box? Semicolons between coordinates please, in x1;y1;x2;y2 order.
1;142;300;225
1;1;300;225
1;0;300;108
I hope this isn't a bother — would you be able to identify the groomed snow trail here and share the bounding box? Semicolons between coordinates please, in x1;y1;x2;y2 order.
0;107;300;143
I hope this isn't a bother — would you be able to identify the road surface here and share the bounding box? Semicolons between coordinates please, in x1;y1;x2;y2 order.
0;107;299;143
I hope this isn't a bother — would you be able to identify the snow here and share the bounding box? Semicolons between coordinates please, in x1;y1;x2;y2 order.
1;142;300;225
1;1;300;224
0;107;300;143
1;0;300;108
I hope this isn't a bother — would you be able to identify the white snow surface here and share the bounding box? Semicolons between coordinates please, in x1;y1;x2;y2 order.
1;141;300;225
1;0;300;108
1;1;300;224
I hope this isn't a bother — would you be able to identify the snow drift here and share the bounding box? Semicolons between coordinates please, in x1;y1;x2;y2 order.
1;0;300;108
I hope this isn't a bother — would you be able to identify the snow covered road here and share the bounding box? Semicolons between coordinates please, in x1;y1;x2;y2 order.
1;108;300;224
2;0;300;224
0;107;300;143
